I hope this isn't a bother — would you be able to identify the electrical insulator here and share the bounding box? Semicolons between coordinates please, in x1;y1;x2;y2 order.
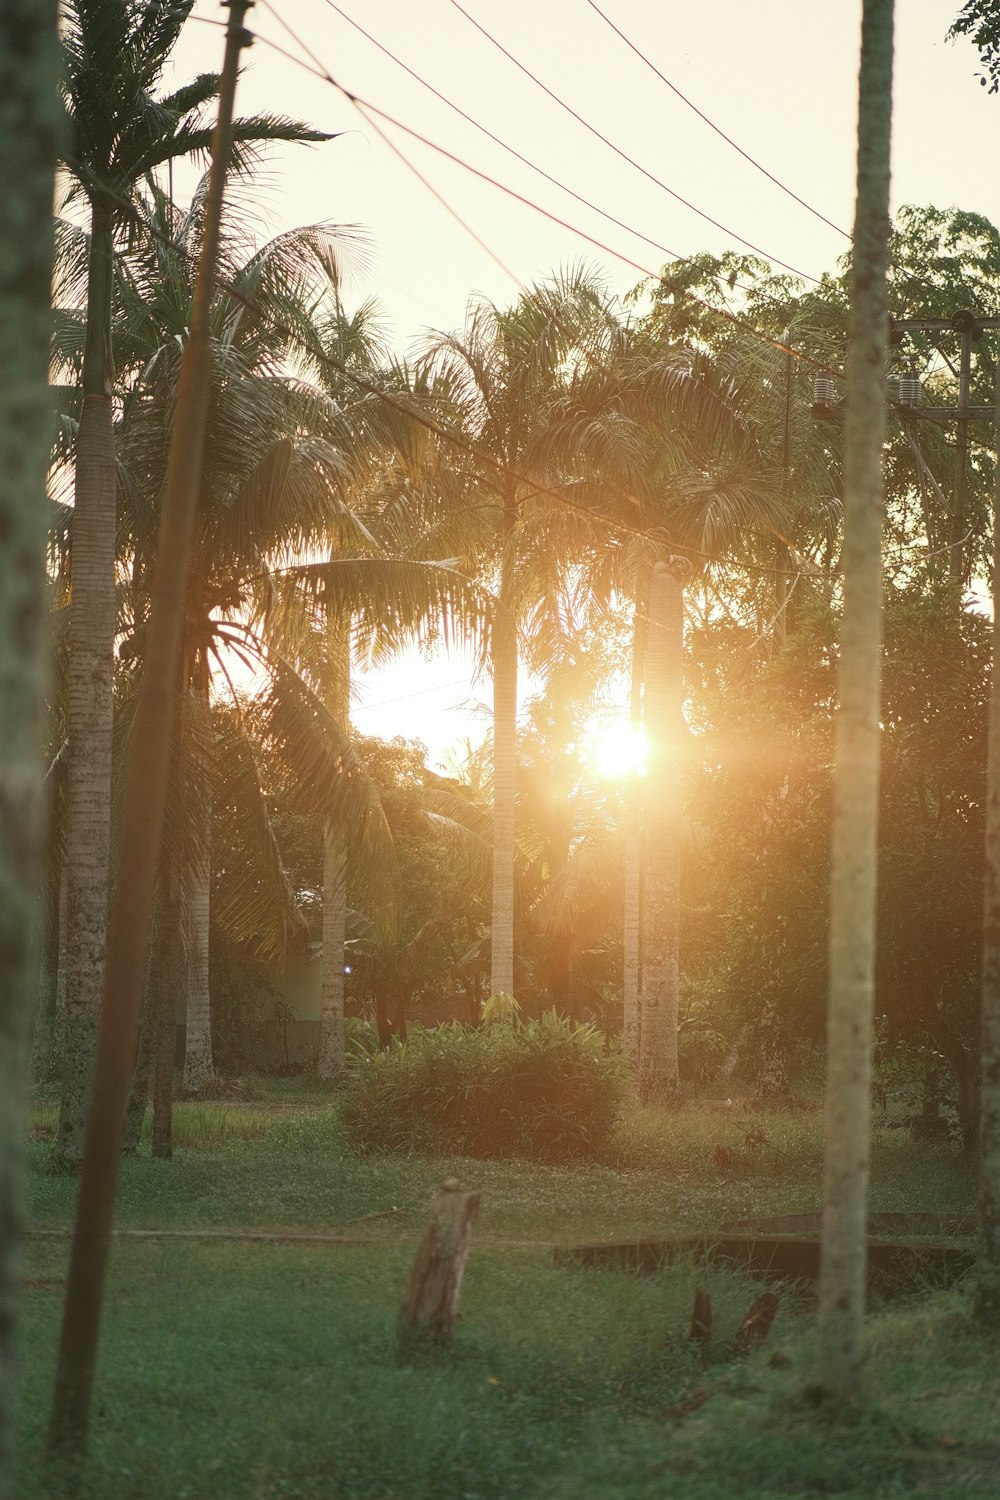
897;371;922;406
812;374;837;416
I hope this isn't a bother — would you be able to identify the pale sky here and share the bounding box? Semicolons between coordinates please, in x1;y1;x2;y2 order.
177;0;1000;764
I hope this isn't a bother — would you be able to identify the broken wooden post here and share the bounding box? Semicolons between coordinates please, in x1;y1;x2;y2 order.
688;1284;712;1343
733;1290;779;1352
398;1178;480;1354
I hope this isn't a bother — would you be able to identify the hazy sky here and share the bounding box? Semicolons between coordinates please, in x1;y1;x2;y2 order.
176;0;1000;761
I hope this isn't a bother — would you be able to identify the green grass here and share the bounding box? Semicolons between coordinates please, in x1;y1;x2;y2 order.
16;1081;990;1498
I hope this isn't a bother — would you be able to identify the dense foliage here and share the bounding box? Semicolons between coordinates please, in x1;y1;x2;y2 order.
342;1013;625;1162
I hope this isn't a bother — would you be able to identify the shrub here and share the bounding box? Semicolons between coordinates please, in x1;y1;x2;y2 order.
342;1011;625;1163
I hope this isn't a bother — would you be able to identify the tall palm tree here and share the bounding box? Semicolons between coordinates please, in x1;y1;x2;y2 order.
978;370;1000;1324
420;270;654;1001
816;0;895;1402
548;334;786;1082
107;188;499;1092
0;0;61;1483
111;187;381;1092
57;0;330;1158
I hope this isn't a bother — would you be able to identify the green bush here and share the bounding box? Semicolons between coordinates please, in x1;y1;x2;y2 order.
342;1012;625;1163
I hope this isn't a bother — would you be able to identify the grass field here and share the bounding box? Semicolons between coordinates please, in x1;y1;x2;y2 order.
16;1081;997;1499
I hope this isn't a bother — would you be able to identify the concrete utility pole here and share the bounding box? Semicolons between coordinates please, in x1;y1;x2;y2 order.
891;313;1000;584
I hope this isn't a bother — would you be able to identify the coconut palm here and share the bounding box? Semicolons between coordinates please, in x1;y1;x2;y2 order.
418;270;657;1001
816;0;895;1402
107;186;499;1092
0;0;61;1480
56;0;331;1159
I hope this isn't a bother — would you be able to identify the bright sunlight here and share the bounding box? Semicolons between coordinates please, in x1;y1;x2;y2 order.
579;718;649;780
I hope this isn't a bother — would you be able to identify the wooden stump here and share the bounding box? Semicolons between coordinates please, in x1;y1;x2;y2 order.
398;1178;480;1354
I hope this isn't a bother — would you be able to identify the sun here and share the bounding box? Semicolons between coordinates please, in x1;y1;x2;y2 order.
580;718;649;780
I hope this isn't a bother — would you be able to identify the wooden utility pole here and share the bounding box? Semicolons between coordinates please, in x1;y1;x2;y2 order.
49;0;255;1456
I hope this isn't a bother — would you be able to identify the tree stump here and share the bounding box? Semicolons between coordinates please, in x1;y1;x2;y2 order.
398;1179;480;1354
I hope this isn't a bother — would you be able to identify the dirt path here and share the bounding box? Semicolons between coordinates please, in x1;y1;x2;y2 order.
25;1223;558;1250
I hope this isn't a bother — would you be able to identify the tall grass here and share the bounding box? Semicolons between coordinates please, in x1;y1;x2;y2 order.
29;1099;276;1151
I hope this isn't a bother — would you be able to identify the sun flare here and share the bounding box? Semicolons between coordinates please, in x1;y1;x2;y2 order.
581;719;649;780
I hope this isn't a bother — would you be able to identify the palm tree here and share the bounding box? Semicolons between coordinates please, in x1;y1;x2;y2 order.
419;270;658;1001
111;187;381;1093
551;335;787;1083
978;369;1000;1324
637;559;689;1101
815;0;895;1402
57;0;330;1159
106;189;499;1094
0;0;61;1482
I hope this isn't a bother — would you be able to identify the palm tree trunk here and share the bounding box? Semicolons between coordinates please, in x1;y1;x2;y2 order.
49;874;69;1086
623;592;646;1073
815;0;894;1402
57;388;117;1164
491;549;518;1000
31;881;60;1084
183;662;214;1093
0;3;61;1485
122;978;154;1154
976;367;1000;1323
153;866;181;1160
639;560;687;1104
57;182;119;1164
318;623;350;1078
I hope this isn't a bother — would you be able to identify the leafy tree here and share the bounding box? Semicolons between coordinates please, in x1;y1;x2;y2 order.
950;1;1000;90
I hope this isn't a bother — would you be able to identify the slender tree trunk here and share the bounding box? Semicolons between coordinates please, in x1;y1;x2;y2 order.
153;868;182;1160
31;881;59;1083
122;997;152;1155
57;391;117;1164
50;873;69;1085
976;366;1000;1322
815;0;894;1403
318;621;350;1078
49;7;252;1454
638;560;687;1104
182;660;214;1093
623;593;646;1073
57;177;120;1166
490;545;518;1000
0;6;61;1491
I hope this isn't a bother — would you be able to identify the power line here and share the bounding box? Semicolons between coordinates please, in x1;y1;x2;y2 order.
253;5;839;381
583;0;851;241
70;127;827;586
446;0;822;284
316;0;792;315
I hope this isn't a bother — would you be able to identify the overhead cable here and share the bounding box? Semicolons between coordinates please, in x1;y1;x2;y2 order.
318;0;789;313
584;0;851;240
447;0;822;284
